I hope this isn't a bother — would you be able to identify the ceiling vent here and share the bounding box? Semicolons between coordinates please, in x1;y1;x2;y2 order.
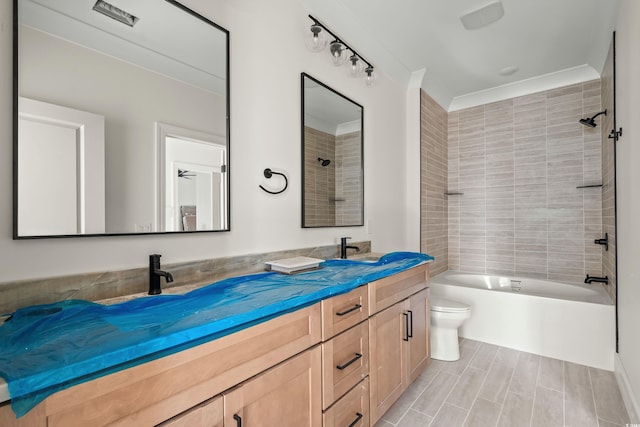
93;0;139;27
460;1;504;30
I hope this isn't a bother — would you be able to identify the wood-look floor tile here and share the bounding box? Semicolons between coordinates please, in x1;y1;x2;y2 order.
412;371;460;417
397;409;433;427
496;392;534;427
381;366;439;424
589;367;630;425
447;366;488;410
463;398;502;427
477;347;518;404
531;386;563;427
597;418;627;427
564;361;598;427
509;352;540;397
431;403;469;427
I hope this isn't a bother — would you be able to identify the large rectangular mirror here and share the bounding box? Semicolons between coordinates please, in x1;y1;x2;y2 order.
301;73;364;228
14;0;229;238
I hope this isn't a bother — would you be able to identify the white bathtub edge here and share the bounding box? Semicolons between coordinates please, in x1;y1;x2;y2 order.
431;281;615;370
615;353;640;423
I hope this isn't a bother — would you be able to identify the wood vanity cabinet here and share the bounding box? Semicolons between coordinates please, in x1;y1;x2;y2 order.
368;265;430;424
223;347;322;427
41;304;321;427
157;395;223;427
0;263;430;427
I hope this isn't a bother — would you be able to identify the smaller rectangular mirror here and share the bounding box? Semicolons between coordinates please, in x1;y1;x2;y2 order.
301;73;364;228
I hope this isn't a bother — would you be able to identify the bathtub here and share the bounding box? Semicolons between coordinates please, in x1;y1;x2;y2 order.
430;270;615;370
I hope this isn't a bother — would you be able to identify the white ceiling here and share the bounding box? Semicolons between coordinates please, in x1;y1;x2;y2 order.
302;0;620;110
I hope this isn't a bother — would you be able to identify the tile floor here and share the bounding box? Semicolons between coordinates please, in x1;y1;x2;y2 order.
374;338;630;427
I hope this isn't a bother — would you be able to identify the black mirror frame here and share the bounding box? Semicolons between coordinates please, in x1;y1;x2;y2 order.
300;72;364;228
12;0;231;239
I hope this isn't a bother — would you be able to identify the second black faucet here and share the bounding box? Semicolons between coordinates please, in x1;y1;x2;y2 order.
340;237;360;259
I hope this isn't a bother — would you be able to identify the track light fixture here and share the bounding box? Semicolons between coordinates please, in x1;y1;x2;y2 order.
305;15;376;87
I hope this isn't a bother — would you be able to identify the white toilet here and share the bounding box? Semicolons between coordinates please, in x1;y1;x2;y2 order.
430;296;471;361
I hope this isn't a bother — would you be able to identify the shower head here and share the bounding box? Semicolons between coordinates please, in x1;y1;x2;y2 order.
317;157;331;167
579;110;607;128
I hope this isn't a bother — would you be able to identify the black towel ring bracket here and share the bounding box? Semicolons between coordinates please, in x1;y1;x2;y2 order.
259;168;288;195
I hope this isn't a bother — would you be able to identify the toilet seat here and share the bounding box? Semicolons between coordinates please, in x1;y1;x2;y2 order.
430;297;470;313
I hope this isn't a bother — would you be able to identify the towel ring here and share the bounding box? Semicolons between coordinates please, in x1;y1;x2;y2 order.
259;168;288;195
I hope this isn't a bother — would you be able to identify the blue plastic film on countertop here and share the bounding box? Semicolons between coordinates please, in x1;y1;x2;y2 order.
0;251;432;417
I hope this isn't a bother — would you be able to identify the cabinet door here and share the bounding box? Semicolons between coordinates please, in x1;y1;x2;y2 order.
368;303;406;424
405;288;430;384
157;395;223;427
224;347;322;427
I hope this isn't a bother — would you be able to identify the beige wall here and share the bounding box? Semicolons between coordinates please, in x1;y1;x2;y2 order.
615;0;640;420
420;91;448;276
446;81;603;284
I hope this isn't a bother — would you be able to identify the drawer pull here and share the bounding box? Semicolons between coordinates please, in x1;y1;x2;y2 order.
336;352;363;370
348;412;363;427
233;414;242;427
336;304;362;316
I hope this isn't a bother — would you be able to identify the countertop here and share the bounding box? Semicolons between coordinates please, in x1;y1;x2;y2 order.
0;252;430;417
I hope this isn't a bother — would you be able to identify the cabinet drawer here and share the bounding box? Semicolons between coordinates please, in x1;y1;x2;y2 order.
157;395;223;427
323;378;369;427
44;303;321;427
321;286;368;341
321;321;369;409
368;264;428;315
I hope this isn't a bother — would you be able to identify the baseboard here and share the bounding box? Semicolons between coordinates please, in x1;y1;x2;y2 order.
615;353;640;423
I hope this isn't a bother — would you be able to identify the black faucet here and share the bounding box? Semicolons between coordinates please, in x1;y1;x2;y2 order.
149;254;174;295
584;274;608;285
340;237;360;259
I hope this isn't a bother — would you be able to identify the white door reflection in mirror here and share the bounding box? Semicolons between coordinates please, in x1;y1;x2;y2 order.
157;123;226;232
18;97;105;236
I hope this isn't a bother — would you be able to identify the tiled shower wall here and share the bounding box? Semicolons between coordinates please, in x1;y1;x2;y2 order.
420;91;448;276
601;41;617;302
304;127;362;227
335;131;363;226
447;81;603;284
304;127;336;226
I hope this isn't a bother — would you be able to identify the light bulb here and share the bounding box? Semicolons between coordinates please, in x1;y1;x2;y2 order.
347;54;364;77
305;23;328;52
329;40;349;66
364;66;377;87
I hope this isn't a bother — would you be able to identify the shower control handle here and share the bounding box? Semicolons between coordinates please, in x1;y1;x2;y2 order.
594;233;609;251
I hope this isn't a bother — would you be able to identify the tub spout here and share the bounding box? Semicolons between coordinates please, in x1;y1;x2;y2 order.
584;274;608;285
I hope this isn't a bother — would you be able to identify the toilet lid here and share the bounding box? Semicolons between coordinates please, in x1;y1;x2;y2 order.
430;296;470;313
